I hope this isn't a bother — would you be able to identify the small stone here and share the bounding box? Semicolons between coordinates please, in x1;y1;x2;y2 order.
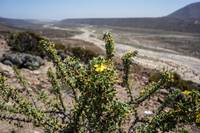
5;101;14;106
3;71;11;78
158;97;165;103
160;89;169;96
33;71;40;75
41;84;48;88
140;82;145;86
144;80;148;84
142;76;148;81
18;89;24;93
144;110;153;115
70;94;74;98
164;107;172;112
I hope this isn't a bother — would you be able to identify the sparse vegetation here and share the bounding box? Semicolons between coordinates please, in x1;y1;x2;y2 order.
8;31;46;57
71;46;98;63
33;29;83;38
0;32;200;132
149;72;198;91
60;18;200;33
7;31;72;58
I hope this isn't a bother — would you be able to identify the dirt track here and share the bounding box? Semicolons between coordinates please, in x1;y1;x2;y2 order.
45;25;200;83
72;27;200;84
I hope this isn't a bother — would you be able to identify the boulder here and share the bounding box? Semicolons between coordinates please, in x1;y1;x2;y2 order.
3;60;13;67
0;52;45;70
57;50;68;60
12;55;23;66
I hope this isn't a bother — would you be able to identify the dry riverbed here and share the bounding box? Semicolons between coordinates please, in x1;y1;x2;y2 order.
71;26;200;84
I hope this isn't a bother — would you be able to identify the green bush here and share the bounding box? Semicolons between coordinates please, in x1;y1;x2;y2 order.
72;47;98;64
54;43;67;53
148;72;162;83
149;72;197;91
0;32;199;132
8;31;46;57
8;31;68;58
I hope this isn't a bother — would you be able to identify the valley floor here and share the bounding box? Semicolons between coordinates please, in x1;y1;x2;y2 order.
68;25;200;84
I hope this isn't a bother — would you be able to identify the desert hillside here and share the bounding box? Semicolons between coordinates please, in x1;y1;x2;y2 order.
167;2;200;18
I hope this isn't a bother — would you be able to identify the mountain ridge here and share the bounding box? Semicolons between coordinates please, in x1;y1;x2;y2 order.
59;17;200;33
0;17;32;26
167;2;200;18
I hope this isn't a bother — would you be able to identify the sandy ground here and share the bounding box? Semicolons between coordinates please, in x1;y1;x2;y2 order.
69;26;200;84
1;26;200;132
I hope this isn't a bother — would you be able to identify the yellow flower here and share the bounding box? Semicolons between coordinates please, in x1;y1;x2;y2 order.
94;63;106;72
182;90;191;95
141;90;145;93
198;100;200;106
196;119;200;123
128;51;132;54
163;71;165;74
196;113;200;123
94;64;98;68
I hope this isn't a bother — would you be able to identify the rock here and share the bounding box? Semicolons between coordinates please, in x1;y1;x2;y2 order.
0;57;4;62
0;66;12;77
144;80;148;84
169;87;176;92
144;110;153;115
57;50;68;60
140;82;146;86
60;53;67;60
27;66;33;70
3;71;11;78
164;107;172;112
3;60;13;67
142;71;150;76
41;84;48;88
57;50;64;55
32;61;40;67
160;89;169;96
152;96;158;101
0;52;45;70
12;55;23;66
5;101;14;106
117;82;124;87
25;54;32;61
0;63;14;75
32;71;41;75
142;76;148;81
158;97;165;103
18;88;24;93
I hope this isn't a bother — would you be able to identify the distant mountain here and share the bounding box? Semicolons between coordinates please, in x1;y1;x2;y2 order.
0;23;21;32
167;2;200;18
25;19;59;24
59;17;200;33
0;17;32;26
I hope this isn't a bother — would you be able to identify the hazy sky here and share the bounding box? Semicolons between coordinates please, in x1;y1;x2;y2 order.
0;0;200;20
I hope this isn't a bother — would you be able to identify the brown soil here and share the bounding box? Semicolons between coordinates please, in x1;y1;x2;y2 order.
0;28;200;132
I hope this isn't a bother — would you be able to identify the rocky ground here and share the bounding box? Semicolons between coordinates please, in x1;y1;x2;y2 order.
0;31;200;132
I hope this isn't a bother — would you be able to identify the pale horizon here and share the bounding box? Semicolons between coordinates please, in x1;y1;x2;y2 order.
0;0;200;20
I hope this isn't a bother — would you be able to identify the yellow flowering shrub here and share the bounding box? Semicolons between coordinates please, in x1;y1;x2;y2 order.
141;90;145;93
0;32;199;133
94;63;106;72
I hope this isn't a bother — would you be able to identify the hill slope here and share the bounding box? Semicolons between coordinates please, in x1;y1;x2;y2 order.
0;17;32;26
0;23;21;32
167;2;200;18
59;17;200;33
